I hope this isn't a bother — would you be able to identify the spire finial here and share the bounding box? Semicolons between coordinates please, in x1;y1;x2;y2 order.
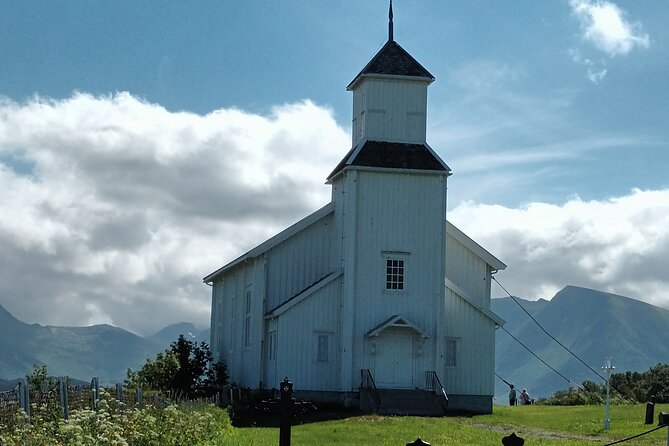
388;0;394;41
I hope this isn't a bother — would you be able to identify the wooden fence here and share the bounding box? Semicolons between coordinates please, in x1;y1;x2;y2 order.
0;377;222;430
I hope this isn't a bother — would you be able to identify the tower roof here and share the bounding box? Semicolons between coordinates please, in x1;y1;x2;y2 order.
347;40;434;91
327;140;450;181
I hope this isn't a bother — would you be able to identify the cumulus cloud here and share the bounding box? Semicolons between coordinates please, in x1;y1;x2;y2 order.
570;0;649;57
1;92;667;336
450;189;669;309
0;93;347;335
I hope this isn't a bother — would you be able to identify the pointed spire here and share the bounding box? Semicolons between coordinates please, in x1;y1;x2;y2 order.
388;0;394;41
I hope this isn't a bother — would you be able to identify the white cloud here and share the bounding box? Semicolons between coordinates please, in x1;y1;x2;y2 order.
449;61;525;92
0;93;348;335
450;189;669;309
568;49;608;84
570;0;649;57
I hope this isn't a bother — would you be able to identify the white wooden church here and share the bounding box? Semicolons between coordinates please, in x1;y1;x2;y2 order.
204;7;506;414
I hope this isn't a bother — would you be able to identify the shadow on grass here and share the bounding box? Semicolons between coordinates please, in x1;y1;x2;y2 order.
229;399;367;427
231;398;480;428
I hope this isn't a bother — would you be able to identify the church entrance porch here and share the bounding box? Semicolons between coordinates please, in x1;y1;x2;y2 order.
373;328;414;388
365;314;431;390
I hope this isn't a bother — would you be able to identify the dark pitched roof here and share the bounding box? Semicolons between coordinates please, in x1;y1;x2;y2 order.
347;40;434;90
327;140;450;181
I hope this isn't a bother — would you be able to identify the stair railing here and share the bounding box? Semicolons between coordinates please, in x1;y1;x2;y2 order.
425;371;449;412
360;369;381;412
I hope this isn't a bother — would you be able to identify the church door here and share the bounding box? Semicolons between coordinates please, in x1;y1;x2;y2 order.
373;328;414;388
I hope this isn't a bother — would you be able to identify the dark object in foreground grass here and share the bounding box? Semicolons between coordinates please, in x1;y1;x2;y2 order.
502;432;524;446
406;438;431;445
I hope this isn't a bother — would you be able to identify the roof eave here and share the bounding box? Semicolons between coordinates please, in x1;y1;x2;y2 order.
347;72;435;91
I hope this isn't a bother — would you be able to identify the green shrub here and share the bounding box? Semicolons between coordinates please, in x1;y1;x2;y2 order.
0;389;232;446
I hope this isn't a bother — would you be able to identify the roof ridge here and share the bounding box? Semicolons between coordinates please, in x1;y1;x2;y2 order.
347;40;434;90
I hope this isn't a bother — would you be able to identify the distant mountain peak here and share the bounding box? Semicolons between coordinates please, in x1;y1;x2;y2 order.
0;305;209;383
493;284;669;402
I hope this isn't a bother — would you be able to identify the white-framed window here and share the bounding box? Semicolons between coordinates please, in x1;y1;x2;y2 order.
268;330;277;361
445;338;458;367
243;287;252;348
386;258;405;290
316;333;330;362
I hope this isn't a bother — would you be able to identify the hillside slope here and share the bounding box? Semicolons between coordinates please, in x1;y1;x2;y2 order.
0;304;207;383
493;286;669;402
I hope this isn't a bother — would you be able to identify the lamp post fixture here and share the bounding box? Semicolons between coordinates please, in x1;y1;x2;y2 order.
602;357;615;430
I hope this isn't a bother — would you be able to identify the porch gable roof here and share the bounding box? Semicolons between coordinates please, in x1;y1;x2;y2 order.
365;314;430;339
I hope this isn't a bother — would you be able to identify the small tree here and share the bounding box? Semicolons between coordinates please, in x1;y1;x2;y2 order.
126;335;228;398
204;360;229;396
126;351;180;391
26;364;57;392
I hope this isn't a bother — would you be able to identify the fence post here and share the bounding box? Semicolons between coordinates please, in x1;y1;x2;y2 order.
59;378;69;421
279;378;293;446
658;413;669;446
18;378;30;420
91;377;100;411
135;387;143;409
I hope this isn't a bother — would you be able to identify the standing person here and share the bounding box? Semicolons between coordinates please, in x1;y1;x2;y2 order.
520;388;531;405
508;384;517;406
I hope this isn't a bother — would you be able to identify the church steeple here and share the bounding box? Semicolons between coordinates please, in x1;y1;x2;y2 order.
326;5;450;181
389;0;394;41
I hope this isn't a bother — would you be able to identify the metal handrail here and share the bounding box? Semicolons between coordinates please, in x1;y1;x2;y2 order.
360;369;381;412
425;371;448;412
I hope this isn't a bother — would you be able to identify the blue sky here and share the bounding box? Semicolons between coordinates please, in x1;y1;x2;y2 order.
1;1;668;334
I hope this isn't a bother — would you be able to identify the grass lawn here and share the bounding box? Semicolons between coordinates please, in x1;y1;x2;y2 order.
222;404;669;445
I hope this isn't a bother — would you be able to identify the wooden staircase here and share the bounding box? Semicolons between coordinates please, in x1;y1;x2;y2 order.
376;388;444;416
359;370;448;416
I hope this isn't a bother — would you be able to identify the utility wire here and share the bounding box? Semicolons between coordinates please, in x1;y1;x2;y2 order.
499;325;581;389
493;276;609;384
493;276;632;400
495;372;512;387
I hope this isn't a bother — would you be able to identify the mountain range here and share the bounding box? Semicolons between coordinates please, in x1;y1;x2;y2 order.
0;304;209;386
492;285;669;402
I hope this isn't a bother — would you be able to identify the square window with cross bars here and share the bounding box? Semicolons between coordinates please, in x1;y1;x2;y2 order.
386;258;404;290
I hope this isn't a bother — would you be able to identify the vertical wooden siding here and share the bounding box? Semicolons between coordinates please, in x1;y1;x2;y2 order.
442;287;496;396
352;170;447;386
265;214;335;312
212;258;266;388
356;78;428;144
445;234;491;308
274;278;342;390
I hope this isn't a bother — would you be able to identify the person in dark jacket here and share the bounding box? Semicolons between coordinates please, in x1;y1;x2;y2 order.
508;384;517;406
